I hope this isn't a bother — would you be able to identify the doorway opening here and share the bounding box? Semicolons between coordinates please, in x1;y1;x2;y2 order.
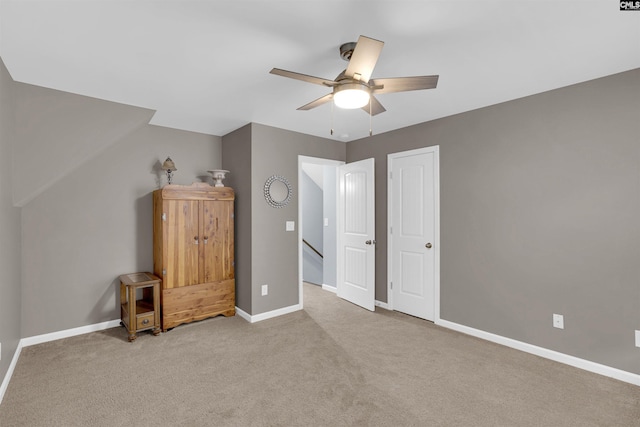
298;156;344;308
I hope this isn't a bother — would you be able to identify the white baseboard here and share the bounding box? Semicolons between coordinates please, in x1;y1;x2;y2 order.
436;318;640;387
20;319;122;348
235;304;302;323
375;300;390;310
235;306;251;322
321;284;337;293
0;341;23;406
1;318;121;406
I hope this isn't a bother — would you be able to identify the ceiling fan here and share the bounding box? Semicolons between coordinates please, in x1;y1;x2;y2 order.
270;35;439;116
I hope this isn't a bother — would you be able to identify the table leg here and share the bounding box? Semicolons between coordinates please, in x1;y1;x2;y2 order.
127;285;137;342
152;282;161;335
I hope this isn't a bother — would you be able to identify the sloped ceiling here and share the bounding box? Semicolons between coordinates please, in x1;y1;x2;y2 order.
302;163;325;190
1;1;639;142
13;83;155;206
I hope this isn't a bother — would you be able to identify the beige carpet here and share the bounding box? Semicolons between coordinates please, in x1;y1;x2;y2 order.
1;283;638;426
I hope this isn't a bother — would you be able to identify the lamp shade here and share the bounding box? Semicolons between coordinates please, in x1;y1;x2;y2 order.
162;157;177;171
333;83;370;109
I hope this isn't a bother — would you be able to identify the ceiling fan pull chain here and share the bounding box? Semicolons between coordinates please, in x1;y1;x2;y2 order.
330;100;334;136
369;99;373;137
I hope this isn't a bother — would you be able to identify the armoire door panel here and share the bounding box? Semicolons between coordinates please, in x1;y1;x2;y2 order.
202;200;234;282
165;199;200;288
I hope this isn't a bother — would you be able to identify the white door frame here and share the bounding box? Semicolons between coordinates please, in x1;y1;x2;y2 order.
298;155;345;309
387;146;441;321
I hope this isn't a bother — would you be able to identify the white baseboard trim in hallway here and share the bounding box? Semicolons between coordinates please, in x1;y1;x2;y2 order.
375;300;390;310
321;284;337;293
437;318;640;387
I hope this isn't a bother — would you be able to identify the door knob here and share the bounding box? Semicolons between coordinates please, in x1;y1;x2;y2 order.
425;243;432;249
365;240;376;245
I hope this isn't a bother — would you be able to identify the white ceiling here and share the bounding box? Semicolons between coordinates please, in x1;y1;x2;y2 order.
1;1;638;142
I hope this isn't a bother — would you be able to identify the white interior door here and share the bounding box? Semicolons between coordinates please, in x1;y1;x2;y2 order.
389;147;439;321
337;158;375;311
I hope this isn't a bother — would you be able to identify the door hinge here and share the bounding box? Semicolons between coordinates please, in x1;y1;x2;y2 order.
162;269;166;276
389;171;392;179
390;281;393;290
162;213;166;221
390;226;392;234
231;213;234;219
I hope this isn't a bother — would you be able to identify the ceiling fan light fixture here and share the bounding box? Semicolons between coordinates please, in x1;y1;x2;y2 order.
333;83;370;109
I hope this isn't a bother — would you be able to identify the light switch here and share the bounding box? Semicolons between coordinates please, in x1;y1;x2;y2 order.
324;218;329;227
286;221;295;231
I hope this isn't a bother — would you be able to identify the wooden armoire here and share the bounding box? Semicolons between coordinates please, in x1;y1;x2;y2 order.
153;183;235;330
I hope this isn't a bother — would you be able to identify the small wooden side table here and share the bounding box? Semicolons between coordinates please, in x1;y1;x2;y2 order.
119;272;161;342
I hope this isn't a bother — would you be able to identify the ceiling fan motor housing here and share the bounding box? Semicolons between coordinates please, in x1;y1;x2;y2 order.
339;42;357;61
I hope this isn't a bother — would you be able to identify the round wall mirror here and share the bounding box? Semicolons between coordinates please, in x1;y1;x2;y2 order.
264;175;293;208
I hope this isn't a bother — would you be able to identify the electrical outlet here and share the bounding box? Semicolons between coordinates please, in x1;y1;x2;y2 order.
553;314;564;329
635;330;640;348
261;284;268;296
286;221;295;231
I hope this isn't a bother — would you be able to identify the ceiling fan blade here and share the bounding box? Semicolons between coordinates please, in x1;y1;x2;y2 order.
361;95;386;116
345;35;384;83
270;68;337;87
371;75;439;94
297;93;333;111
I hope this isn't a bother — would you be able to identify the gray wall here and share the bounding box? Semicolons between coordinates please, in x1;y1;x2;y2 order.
221;124;252;313
347;68;640;374
322;165;337;288
18;84;221;337
249;123;345;315
0;59;21;385
301;170;323;285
